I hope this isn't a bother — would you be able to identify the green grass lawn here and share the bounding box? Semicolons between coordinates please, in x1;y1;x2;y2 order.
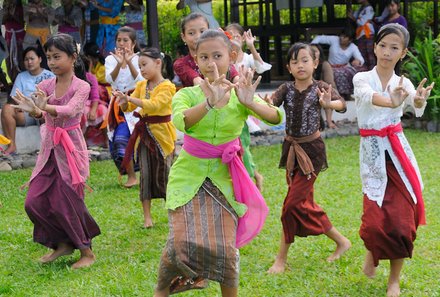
1;131;439;297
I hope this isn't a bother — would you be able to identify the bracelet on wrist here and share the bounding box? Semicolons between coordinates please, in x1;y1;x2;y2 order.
205;98;214;111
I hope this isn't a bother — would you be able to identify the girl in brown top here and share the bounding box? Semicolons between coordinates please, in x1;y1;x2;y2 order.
267;43;351;274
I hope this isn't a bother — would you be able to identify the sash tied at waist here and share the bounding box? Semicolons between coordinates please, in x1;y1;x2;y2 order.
46;123;83;185
359;123;426;225
285;130;321;178
182;134;269;248
120;112;171;174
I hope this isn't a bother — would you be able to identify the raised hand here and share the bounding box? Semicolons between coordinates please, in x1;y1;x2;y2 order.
113;90;129;106
414;78;435;108
31;86;51;110
199;62;234;108
388;75;409;107
123;45;136;62
235;65;261;107
318;84;333;108
111;48;124;65
11;89;38;113
243;29;256;49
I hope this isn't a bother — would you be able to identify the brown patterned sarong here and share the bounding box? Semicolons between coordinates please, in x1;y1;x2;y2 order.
156;179;239;294
138;141;173;201
359;161;418;266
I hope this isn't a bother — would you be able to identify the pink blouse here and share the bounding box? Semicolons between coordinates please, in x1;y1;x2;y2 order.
30;76;91;191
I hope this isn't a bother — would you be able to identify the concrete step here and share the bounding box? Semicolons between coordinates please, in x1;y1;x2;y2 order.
0;125;41;154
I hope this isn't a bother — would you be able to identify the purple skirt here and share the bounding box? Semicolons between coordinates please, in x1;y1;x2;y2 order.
25;152;101;250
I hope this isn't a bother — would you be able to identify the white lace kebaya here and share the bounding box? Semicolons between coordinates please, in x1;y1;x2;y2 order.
353;67;426;207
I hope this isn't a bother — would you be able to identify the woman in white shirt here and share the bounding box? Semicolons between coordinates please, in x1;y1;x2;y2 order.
105;26;143;187
312;27;364;101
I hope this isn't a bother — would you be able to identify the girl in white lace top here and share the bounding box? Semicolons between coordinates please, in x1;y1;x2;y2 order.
353;23;434;297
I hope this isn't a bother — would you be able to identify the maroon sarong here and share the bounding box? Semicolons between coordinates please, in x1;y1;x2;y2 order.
281;169;332;243
359;161;418;266
25;152;100;250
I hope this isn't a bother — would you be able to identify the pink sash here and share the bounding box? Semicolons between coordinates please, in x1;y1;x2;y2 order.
360;123;426;225
182;134;269;248
46;123;83;186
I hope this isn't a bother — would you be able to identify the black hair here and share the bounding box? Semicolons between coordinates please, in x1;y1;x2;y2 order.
310;43;325;80
116;26;140;53
375;23;409;74
286;42;315;62
44;33;78;58
73;54;91;85
340;26;355;41
195;29;232;52
181;12;209;33
138;47;174;80
225;23;245;36
23;46;44;60
388;0;400;6
83;41;105;65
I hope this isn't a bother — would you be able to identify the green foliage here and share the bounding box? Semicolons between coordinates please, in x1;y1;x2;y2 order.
402;29;440;121
1;132;440;296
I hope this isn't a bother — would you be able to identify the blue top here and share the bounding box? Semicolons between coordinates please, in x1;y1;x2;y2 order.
10;69;55;97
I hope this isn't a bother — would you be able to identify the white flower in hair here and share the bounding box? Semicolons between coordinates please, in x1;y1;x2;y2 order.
76;43;81;54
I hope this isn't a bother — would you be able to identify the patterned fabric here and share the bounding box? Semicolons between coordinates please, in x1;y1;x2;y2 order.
125;6;146;45
138;142;173;201
272;80;344;174
332;65;357;96
156;179;239;293
359;160;418;266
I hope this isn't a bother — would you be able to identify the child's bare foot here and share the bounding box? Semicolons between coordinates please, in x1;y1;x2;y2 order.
71;254;96;269
386;282;401;297
39;243;74;263
327;238;351;262
124;178;139;188
362;251;377;278
143;218;153;228
267;258;287;274
254;171;264;192
72;248;95;269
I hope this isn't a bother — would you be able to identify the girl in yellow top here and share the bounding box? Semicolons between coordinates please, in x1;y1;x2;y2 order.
114;48;176;228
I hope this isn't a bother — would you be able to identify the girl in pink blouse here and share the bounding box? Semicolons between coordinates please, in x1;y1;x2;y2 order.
12;33;100;269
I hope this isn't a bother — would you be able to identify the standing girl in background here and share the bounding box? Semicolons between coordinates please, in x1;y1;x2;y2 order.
114;48;176;228
124;0;147;46
77;54;109;148
2;0;25;82
91;0;124;56
353;24;433;297
348;0;375;70
154;29;282;297
226;22;271;190
12;33;100;269
173;13;239;88
54;0;83;44
105;26;143;188
268;43;351;274
23;0;55;49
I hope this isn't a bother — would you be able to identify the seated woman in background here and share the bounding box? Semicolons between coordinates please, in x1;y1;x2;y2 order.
310;43;341;129
312;27;364;101
1;46;54;155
